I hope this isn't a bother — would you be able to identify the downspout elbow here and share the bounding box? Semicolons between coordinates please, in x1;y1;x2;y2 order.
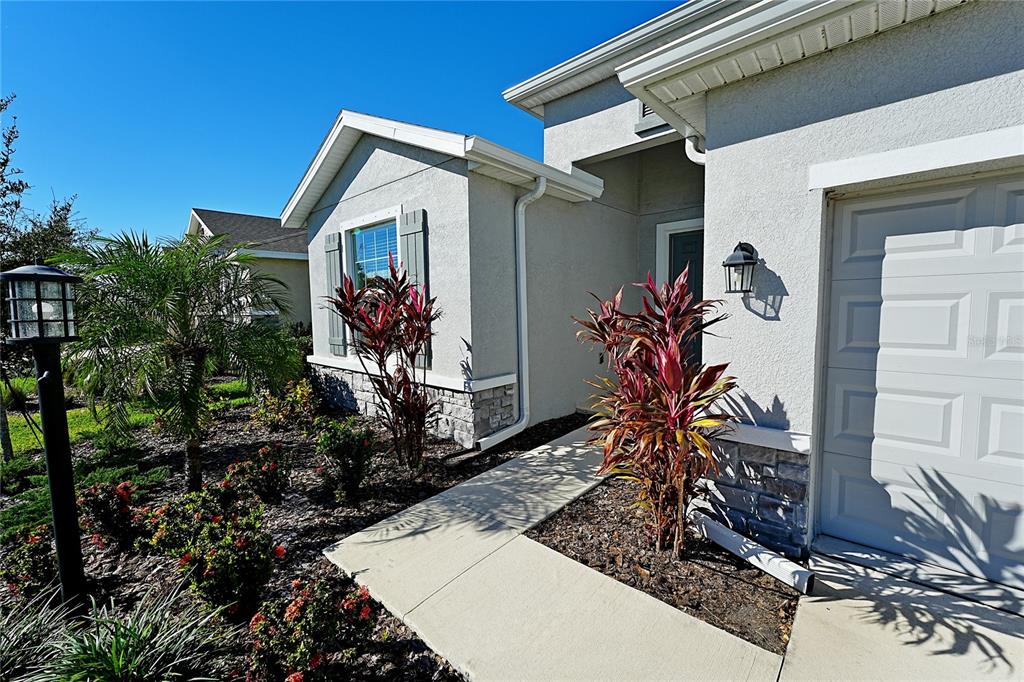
685;135;706;166
476;176;547;451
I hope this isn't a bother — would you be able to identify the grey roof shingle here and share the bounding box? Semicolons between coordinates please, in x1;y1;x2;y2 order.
192;208;307;254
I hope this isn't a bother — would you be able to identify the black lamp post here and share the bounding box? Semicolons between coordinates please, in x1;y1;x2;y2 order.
1;264;85;605
722;242;758;294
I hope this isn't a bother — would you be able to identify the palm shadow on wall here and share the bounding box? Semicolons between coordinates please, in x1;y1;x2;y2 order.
723;393;790;431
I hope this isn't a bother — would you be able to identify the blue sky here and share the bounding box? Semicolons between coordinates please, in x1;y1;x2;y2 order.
2;1;676;238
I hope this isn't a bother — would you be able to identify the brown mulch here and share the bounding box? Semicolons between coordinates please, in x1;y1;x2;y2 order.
525;477;800;654
8;395;589;680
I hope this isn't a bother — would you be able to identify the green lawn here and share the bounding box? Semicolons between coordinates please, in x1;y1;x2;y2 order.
7;405;156;456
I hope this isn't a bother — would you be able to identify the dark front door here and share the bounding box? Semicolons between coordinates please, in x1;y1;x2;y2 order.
668;230;703;364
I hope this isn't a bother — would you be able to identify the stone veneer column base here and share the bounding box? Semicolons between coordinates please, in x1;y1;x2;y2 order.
706;439;810;559
309;363;515;449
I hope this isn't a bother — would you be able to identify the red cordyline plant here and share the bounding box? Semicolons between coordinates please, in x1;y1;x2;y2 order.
328;255;441;471
575;269;738;557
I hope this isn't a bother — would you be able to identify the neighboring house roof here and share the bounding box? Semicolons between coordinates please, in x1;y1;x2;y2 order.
280;110;605;229
502;0;732;119
187;208;308;259
617;0;972;137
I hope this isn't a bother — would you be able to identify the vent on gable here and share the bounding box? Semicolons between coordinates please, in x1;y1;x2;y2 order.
640;101;655;119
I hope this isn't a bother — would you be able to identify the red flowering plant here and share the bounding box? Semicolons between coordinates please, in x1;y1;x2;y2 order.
0;525;57;597
313;416;376;504
328;255;441;472
140;485;252;555
247;577;375;681
222;443;292;503
78;480;142;548
575;270;738;557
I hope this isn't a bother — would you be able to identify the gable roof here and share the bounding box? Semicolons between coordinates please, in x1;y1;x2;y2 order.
502;0;732;119
280;110;604;229
187;208;308;256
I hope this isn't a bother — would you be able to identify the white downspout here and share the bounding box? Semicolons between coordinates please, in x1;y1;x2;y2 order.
685;135;706;166
476;176;547;450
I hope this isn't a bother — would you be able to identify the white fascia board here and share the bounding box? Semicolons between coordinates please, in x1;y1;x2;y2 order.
502;0;732;116
465;137;604;201
808;125;1024;190
242;249;309;261
186;209;207;238
617;0;853;89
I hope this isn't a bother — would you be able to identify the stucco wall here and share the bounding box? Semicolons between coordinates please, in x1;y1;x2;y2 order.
306;134;472;382
250;257;311;327
701;0;1024;434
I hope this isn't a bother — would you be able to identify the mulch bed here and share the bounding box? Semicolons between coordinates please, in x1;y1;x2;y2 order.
4;395;589;680
526;477;799;654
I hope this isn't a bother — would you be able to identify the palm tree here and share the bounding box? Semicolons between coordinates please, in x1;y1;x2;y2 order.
62;232;301;491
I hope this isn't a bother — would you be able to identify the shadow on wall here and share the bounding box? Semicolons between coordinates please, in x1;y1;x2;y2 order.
742;259;788;321
815;467;1023;675
724;393;790;431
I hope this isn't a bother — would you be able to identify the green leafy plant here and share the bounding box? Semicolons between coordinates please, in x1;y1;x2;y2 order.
313;417;376;504
251;378;318;433
328;256;441;471
39;582;238;681
222;443;291;503
575;270;738;557
0;525;57;598
143;486;281;613
0;452;43;495
248;577;375;681
61;232;302;492
0;586;71;680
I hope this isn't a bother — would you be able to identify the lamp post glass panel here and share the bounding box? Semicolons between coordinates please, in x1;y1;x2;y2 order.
1;264;85;605
722;242;757;294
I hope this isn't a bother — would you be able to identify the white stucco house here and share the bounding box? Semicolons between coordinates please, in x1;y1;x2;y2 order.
285;0;1022;602
185;208;312;327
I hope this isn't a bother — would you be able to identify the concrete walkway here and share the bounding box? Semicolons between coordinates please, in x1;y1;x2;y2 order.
326;426;1024;681
782;554;1024;681
325;427;782;681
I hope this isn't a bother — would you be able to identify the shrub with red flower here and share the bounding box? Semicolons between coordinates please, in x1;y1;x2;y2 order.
575;270;738;557
222;443;291;503
78;480;142;547
0;525;57;597
247;576;375;680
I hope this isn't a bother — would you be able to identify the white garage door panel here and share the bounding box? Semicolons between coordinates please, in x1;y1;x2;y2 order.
828;273;1024;379
822;172;1024;589
832;183;1024;281
820;451;1024;587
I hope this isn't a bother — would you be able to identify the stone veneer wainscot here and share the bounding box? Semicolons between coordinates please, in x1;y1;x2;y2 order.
706;439;810;559
309;364;515;448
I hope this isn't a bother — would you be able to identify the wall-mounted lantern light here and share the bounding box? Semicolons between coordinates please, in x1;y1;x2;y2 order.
1;264;85;606
722;242;757;294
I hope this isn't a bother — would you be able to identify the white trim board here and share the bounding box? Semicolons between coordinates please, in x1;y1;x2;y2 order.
808;125;1024;190
307;355;515;394
655;218;704;284
718;422;811;455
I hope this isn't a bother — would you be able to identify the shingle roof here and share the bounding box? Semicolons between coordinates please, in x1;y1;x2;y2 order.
192;208;308;254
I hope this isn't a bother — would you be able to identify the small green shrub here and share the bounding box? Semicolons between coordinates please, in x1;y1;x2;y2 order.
0;586;70;680
0;453;44;495
0;525;57;598
222;443;291;503
314;417;376;504
251;379;317;432
248;577;375;681
144;486;281;613
39;582;238;681
0;377;33;408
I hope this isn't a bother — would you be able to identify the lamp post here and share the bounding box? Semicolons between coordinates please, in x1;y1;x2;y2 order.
722;242;758;294
1;264;85;605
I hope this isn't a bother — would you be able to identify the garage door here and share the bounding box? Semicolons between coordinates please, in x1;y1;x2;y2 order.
820;172;1024;589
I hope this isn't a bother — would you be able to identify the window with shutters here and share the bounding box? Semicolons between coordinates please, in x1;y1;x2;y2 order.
350;221;398;287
